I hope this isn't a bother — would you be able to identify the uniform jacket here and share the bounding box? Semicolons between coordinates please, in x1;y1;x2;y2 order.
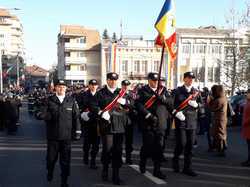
173;85;200;129
92;86;128;135
135;85;173;130
242;99;250;139
42;94;81;140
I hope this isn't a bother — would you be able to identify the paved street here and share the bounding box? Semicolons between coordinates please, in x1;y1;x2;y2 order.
0;101;250;187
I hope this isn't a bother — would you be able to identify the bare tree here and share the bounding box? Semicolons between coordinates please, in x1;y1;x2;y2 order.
222;1;250;95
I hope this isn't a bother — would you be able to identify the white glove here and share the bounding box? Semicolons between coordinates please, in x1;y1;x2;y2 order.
188;100;198;108
175;111;186;121
81;112;90;121
117;97;126;105
101;111;110;121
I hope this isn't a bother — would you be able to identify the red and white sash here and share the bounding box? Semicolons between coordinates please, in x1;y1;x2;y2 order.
103;88;126;112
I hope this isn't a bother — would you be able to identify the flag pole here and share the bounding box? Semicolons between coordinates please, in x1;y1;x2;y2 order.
156;43;165;95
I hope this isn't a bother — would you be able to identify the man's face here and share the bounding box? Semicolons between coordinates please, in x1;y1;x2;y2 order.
55;85;67;96
183;77;193;87
122;85;129;91
107;79;117;88
148;79;158;88
89;84;98;92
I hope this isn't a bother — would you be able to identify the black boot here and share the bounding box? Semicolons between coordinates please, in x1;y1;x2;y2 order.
183;159;198;177
102;165;108;181
172;158;179;173
153;162;166;180
112;168;122;185
47;170;53;182
83;154;89;165
61;176;69;187
139;159;146;174
90;159;98;169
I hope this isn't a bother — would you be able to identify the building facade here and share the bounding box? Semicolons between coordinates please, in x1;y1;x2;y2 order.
57;25;101;85
101;36;166;86
0;8;25;88
176;26;249;90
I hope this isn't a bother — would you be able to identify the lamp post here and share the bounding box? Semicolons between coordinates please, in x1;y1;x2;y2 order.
0;50;4;93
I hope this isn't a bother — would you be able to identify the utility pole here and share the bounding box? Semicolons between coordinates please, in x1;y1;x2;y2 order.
16;52;20;88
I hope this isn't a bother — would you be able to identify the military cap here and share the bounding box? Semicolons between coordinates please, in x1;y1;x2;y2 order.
54;79;67;86
121;79;131;86
107;72;119;80
147;72;159;81
183;71;195;79
89;79;98;85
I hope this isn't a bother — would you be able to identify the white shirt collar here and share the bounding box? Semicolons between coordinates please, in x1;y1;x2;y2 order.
149;85;157;92
90;91;96;96
184;85;192;93
56;94;65;103
107;85;117;93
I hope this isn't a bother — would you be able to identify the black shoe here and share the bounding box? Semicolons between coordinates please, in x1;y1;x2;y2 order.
241;160;250;167
139;161;146;174
182;169;198;177
61;183;69;187
172;159;179;173
153;171;166;180
47;171;53;182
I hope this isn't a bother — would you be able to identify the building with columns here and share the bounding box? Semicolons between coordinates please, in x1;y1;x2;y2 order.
101;36;167;86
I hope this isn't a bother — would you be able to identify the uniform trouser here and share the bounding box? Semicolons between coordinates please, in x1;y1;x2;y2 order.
83;125;100;161
7;120;17;133
101;134;123;169
173;128;196;170
125;125;133;157
47;140;71;178
140;129;164;165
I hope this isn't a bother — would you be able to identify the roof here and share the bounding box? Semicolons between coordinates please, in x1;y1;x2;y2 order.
177;26;233;36
25;65;49;77
59;25;101;50
0;8;11;17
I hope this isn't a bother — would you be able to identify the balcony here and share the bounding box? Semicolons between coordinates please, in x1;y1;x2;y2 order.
65;57;87;64
65;70;87;80
65;42;86;50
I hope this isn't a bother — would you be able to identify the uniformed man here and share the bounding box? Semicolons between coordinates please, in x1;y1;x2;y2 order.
172;71;200;177
121;80;135;164
135;72;185;179
79;79;100;169
38;79;81;187
92;72;128;185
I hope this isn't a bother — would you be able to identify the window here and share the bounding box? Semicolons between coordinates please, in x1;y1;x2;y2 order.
65;52;70;57
77;52;84;57
215;66;220;83
121;60;128;73
208;67;214;82
65;65;70;71
80;64;87;71
141;60;147;73
182;44;190;53
64;38;70;43
80;37;86;43
134;61;140;73
0;34;4;38
153;61;159;72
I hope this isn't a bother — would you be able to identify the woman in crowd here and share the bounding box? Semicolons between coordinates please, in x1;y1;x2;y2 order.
207;85;228;157
241;89;250;167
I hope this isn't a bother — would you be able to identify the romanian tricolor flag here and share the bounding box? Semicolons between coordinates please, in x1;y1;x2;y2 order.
155;0;177;62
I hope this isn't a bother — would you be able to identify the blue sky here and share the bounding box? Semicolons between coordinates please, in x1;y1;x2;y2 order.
0;0;247;69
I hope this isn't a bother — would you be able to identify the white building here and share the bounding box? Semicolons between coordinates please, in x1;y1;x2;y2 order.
57;25;101;85
176;26;249;90
0;8;24;57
